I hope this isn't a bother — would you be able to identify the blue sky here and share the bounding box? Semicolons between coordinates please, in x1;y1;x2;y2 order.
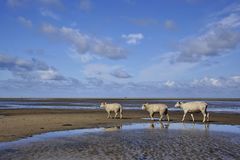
0;0;240;98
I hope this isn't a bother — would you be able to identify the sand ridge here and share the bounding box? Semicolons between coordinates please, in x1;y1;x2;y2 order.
0;109;240;142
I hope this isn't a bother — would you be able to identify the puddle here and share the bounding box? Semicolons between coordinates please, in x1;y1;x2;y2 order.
0;122;240;160
0;122;239;148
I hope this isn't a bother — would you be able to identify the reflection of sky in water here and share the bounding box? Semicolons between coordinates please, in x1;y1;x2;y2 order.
125;121;240;134
1;100;240;113
0;122;239;150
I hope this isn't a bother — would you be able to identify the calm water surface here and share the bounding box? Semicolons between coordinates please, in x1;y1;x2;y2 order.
0;122;239;160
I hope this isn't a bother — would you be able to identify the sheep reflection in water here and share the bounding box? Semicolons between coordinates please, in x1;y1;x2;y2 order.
149;122;170;129
104;125;122;132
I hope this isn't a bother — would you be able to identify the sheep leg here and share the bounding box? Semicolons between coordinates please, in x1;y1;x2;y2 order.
114;112;118;119
108;111;113;119
166;114;170;122
107;111;110;119
182;112;187;122
205;110;209;122
150;113;154;120
120;109;123;119
190;114;195;122
159;114;163;121
110;112;113;119
207;113;210;122
202;112;206;122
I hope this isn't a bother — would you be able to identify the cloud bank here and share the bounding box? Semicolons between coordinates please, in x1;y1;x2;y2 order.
170;5;240;63
41;24;127;60
0;54;64;80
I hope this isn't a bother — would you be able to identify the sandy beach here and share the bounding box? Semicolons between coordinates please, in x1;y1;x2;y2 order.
0;109;240;142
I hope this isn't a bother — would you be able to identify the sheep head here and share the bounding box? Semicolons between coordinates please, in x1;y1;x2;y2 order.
174;101;183;108
142;103;148;110
100;102;106;108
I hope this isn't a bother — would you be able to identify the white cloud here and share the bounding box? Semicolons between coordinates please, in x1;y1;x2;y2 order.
190;75;240;89
231;76;240;83
127;75;240;96
169;4;240;63
80;0;92;12
1;53;240;97
0;54;86;97
68;47;97;63
164;80;175;88
37;68;60;80
40;8;60;20
211;3;240;19
83;64;132;80
0;53;64;81
41;24;126;60
212;13;240;28
174;29;240;63
75;53;94;63
111;69;132;79
122;33;144;44
191;77;222;87
18;16;32;28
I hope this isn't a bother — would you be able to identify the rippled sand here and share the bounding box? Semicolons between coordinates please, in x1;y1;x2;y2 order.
0;124;239;160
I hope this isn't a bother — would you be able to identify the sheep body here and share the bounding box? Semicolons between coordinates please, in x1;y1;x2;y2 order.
100;102;123;119
142;103;170;121
175;101;209;122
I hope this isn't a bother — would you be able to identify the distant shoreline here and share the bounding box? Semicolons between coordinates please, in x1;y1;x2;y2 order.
1;97;240;102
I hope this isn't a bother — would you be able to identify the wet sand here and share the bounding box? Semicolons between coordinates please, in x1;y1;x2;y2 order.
0;109;240;142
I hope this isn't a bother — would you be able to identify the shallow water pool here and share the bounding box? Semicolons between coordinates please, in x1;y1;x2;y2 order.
0;122;239;160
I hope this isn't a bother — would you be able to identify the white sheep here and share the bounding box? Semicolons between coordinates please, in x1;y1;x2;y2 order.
142;103;170;121
174;101;209;122
100;102;123;119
